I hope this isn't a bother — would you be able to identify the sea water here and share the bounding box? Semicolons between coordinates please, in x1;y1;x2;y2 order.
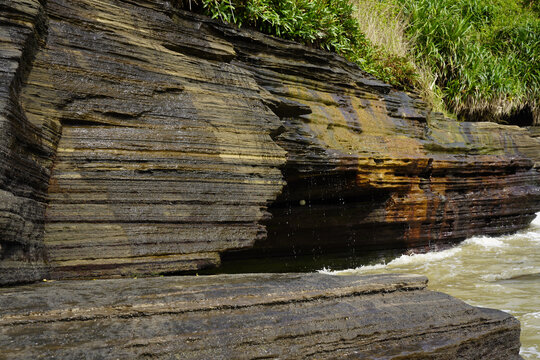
321;213;540;359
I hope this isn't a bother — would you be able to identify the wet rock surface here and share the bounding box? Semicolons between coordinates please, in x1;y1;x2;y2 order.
0;273;523;359
0;0;539;281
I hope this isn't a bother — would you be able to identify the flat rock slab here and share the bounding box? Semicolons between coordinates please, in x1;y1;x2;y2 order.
0;273;522;359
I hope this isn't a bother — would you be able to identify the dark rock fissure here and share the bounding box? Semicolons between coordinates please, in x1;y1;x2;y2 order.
502;105;535;127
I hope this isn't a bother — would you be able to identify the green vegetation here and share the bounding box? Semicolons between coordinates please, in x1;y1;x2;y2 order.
181;0;539;124
350;0;446;114
397;0;539;123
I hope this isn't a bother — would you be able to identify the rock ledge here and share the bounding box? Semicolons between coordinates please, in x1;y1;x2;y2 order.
0;273;523;359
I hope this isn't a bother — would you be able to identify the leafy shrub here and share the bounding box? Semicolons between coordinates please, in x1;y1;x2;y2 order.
199;0;365;52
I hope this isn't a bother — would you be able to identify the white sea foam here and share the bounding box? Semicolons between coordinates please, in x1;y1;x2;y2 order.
480;267;540;282
386;246;462;266
525;311;540;320
531;213;540;227
522;311;540;327
318;267;336;275
524;225;540;243
520;346;540;359
480;272;518;282
319;263;387;275
319;247;462;275
462;235;506;248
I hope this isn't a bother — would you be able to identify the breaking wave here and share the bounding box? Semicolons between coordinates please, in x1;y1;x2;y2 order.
320;212;540;359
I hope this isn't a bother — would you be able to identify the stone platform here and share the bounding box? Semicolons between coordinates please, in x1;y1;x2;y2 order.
0;273;522;359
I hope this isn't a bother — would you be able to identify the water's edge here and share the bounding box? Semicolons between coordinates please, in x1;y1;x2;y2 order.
321;213;540;360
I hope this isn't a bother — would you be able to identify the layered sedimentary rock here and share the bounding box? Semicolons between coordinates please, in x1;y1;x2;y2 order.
0;273;523;359
0;0;52;282
0;0;539;281
212;15;540;257
13;0;288;280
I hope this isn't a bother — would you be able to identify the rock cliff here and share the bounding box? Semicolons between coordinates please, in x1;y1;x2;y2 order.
1;0;539;282
0;0;51;283
0;273;523;359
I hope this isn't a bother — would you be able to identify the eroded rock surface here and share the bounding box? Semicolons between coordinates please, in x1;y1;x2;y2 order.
0;0;51;283
0;0;539;281
11;0;287;280
0;273;523;359
221;25;540;256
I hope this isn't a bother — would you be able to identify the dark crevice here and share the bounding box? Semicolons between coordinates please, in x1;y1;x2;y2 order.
61;118;117;127
216;167;407;273
60;110;147;126
501;105;534;127
162;42;235;62
58;94;113;109
461;105;535;126
102;110;142;119
153;86;184;94
269;124;286;139
0;240;43;262
419;158;433;179
265;97;312;119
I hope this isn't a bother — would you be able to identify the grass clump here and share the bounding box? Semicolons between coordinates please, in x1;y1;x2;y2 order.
396;0;540;124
